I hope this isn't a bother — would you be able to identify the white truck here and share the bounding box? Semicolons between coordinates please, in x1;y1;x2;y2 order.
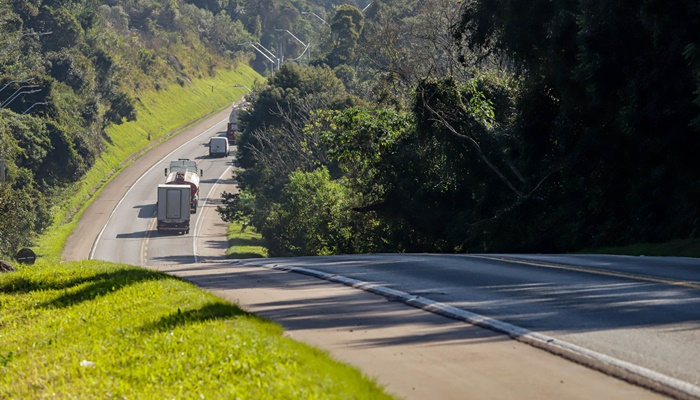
209;136;229;157
156;184;191;234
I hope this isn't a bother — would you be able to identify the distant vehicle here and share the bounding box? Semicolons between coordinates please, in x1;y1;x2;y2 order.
209;136;229;157
156;184;191;234
225;124;236;145
164;159;202;214
227;105;239;144
227;101;249;145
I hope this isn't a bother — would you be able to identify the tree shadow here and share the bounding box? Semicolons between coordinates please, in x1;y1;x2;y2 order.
1;268;168;308
201;238;228;250
199;178;222;185
227;252;267;259
228;237;266;248
154;265;508;348
138;301;252;334
235;254;700;333
149;254;196;264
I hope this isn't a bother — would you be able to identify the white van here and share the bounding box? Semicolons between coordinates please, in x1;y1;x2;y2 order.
209;136;229;157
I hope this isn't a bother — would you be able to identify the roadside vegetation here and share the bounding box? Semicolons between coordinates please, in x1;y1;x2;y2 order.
0;0;258;258
0;261;391;399
218;0;700;258
226;221;269;259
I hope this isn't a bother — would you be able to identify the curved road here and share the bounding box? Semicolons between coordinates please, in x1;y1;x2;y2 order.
90;120;233;266
64;106;235;265
234;254;700;397
63;108;698;399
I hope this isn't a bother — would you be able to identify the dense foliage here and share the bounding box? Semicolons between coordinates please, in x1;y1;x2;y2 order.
3;0;698;258
453;0;700;250
221;0;700;256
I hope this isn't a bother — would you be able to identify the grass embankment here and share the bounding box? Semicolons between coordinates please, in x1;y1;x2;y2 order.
0;261;391;399
34;65;260;263
226;222;269;259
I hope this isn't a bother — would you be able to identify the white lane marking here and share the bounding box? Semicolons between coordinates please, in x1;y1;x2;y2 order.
89;118;228;260
192;164;233;263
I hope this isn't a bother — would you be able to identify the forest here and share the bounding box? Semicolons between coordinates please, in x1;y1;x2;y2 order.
2;0;700;258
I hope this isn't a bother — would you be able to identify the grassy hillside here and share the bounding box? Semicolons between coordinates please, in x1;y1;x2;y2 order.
34;65;260;263
0;260;391;399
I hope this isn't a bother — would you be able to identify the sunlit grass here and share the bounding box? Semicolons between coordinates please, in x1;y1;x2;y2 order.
226;221;269;259
0;260;392;399
34;66;261;263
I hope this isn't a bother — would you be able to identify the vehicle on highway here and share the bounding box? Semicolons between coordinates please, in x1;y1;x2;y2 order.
227;101;248;145
225;125;236;145
164;159;202;213
156;184;191;234
209;136;229;157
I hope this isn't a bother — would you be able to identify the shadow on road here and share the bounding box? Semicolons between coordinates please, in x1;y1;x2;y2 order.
116;231;150;239
134;204;156;219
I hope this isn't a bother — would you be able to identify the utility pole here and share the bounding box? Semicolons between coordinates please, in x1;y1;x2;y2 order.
0;30;51;186
0;31;52;56
239;42;279;73
275;29;311;64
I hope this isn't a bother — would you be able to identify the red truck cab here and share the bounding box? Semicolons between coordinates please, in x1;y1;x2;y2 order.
226;123;236;145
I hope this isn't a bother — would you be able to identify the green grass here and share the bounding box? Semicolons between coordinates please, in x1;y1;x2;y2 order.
34;65;262;263
226;222;269;259
0;260;392;399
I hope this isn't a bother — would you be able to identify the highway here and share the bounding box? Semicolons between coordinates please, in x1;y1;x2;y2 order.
67;108;700;399
89;116;234;266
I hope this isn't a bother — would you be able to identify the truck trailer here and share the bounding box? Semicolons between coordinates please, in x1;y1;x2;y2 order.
156;184;191;234
164;159;202;214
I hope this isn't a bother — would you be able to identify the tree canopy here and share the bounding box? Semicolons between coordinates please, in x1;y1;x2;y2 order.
3;0;698;258
220;0;700;256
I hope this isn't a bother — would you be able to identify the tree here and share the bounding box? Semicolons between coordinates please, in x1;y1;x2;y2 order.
262;167;351;256
0;185;34;257
326;5;363;67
